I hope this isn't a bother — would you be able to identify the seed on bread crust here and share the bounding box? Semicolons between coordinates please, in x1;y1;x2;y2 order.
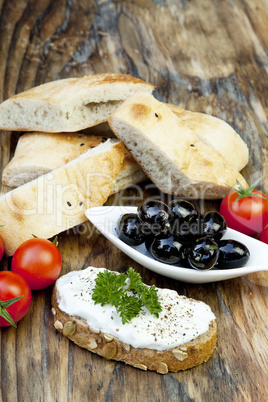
54;320;63;330
89;326;100;335
103;342;117;359
63;321;76;337
133;363;147;371
88;337;98;349
103;334;114;342
51;308;56;316
157;362;168;374
172;349;188;361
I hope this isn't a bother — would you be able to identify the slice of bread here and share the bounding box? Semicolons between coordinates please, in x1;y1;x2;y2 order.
0;74;154;132
52;267;217;373
110;150;148;194
2;132;147;191
0;139;125;256
108;94;248;199
167;104;249;172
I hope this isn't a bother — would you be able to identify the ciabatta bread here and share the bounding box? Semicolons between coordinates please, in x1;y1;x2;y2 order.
167;104;249;172
2;101;248;189
0;74;154;132
108;94;248;199
0;139;125;256
2;132;147;191
52;267;217;374
81;104;249;173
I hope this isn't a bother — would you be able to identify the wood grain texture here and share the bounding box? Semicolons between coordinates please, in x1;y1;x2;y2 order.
0;0;267;401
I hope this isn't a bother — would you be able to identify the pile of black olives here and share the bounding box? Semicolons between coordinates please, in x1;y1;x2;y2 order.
117;199;250;271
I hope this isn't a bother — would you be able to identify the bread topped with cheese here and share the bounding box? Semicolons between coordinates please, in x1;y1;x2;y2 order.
0;74;154;132
108;94;248;199
52;267;217;374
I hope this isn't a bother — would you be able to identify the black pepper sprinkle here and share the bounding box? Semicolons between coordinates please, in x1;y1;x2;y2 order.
79;202;83;206
80;143;85;146
155;113;158;117
67;201;72;206
101;138;107;142
91;146;95;148
190;144;195;147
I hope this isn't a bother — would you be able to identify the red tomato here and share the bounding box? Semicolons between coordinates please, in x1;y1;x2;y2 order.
260;225;268;244
0;271;32;327
11;238;62;290
220;188;268;236
0;236;4;261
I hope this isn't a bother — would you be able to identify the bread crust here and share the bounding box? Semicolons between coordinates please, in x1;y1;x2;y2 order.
0;74;154;132
2;132;147;191
0;140;125;256
51;286;217;374
167;103;249;172
108;94;248;199
2;133;106;187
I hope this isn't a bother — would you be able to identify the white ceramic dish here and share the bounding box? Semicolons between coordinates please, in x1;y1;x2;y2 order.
85;206;268;284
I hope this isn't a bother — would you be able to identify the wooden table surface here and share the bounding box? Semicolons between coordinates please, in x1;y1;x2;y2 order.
0;1;267;401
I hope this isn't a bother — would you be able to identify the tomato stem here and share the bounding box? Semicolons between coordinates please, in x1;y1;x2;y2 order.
0;296;24;328
226;177;267;204
52;236;59;247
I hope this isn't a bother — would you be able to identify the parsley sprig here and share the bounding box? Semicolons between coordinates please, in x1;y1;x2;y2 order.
92;268;162;324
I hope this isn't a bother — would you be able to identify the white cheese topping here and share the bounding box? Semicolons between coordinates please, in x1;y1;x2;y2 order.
56;267;216;351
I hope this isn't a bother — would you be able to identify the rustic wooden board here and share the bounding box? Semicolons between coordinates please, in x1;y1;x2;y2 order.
0;1;267;401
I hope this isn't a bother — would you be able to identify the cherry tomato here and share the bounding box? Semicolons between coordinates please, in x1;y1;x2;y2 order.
220;179;268;236
260;225;268;244
0;236;4;261
0;271;32;327
11;238;62;290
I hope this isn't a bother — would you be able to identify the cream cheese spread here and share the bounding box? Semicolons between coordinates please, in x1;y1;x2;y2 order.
56;267;216;351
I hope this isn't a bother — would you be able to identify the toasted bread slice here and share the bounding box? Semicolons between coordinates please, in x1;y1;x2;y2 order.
52;267;217;373
0;139;125;256
0;74;154;132
167;104;249;172
2;132;147;191
108;94;248;199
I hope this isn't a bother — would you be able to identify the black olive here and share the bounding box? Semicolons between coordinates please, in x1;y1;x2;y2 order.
169;199;198;224
144;233;155;252
203;211;227;241
140;221;165;238
171;216;204;245
117;213;145;246
137;200;173;235
143;223;172;252
216;239;250;269
187;237;219;270
149;234;184;265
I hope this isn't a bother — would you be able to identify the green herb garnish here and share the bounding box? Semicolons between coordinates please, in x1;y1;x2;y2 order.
92;268;162;324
